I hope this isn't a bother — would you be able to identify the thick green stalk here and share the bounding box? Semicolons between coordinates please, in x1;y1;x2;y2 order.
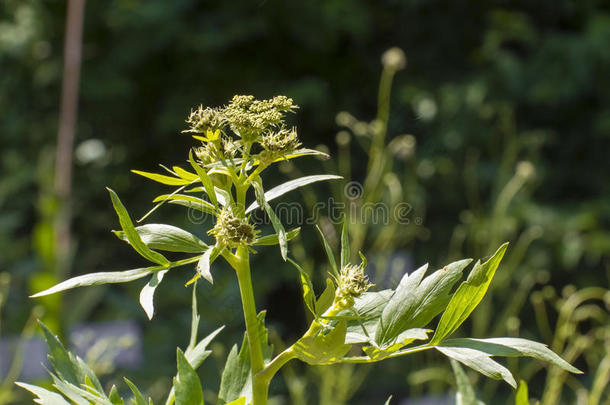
234;245;267;404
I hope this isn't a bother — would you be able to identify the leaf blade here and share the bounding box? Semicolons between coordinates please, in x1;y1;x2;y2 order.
113;224;208;253
440;337;582;374
31;268;155;297
245;175;342;213
436;346;516;388
132;170;192;186
431;243;508;344
189;150;218;207
107;188;170;266
175;348;204;405
139;269;169;320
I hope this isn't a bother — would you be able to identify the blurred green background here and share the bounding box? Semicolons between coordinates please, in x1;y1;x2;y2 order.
1;0;609;404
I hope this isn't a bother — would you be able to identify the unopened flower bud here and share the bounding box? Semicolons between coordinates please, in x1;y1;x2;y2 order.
336;111;357;127
209;207;257;247
336;131;351;147
336;257;374;309
184;106;226;134
382;47;407;71
516;161;535;180
260;126;301;157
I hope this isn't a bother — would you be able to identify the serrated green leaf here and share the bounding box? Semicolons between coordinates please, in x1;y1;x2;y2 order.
315;278;336;316
49;375;93;405
38;321;79;386
315;226;338;278
175;349;204;405
431;243;508;344
140;269;168;320
31;267;155;297
218;312;272;405
185;326;225;369
515;380;528;405
15;382;71;405
252;228;300;246
107;188;170;266
189;150;218;207
436;346;516;388
37;322;105;400
288;258;315;316
114;224;208;253
124;378;148;405
132;170;192;186
440;337;582;374
293;321;351;365
217;342;251;405
166;322;223;405
245;175;342;213
50;373;111;405
377;259;471;346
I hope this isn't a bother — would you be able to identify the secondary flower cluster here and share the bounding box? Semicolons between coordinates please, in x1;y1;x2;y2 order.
336;260;374;308
209;206;258;247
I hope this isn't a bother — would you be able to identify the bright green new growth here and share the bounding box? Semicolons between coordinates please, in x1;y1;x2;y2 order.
22;96;580;405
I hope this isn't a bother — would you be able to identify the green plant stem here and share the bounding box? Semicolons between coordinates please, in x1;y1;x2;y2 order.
256;302;346;389
258;347;297;384
338;344;434;364
234;245;267;404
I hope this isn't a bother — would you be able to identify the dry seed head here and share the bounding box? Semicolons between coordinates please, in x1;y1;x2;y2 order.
209;206;257;247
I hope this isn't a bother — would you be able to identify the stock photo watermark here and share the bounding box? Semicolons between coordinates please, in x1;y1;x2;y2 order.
187;181;423;227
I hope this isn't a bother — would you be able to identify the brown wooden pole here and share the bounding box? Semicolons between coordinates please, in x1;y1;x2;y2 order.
55;0;85;278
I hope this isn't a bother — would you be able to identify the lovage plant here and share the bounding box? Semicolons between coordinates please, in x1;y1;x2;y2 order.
20;96;580;405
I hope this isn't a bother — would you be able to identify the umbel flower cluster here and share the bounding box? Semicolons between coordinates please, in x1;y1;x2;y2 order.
186;95;301;165
335;258;374;308
209;206;258;247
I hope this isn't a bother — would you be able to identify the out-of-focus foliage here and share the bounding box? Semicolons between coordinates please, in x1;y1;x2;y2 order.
1;0;609;404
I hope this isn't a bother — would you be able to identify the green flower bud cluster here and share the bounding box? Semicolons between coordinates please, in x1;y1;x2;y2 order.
224;95;298;140
184;95;301;165
260;126;301;159
336;260;374;308
209;206;258;247
194;135;239;165
184;106;226;134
